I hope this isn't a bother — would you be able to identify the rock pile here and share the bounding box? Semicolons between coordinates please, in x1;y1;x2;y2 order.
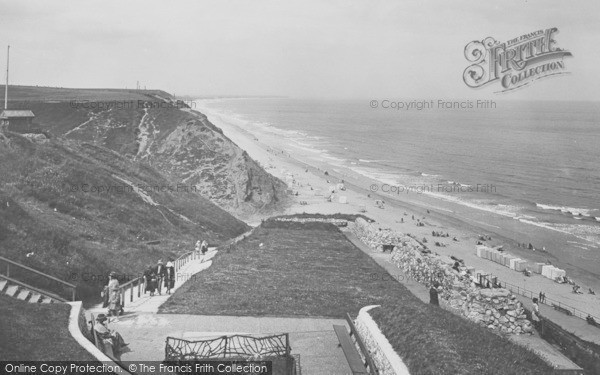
353;218;418;251
351;218;534;335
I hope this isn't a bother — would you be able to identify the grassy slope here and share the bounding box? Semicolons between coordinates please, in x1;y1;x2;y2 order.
160;219;552;374
0;294;96;360
0;134;249;301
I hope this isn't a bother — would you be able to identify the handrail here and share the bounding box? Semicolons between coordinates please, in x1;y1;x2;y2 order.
0;255;76;301
0;256;76;288
117;249;199;307
0;274;67;302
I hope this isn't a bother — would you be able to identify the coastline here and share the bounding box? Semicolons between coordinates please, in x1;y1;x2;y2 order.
192;102;600;324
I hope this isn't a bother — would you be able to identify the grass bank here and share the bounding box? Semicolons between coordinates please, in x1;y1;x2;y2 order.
0;294;96;360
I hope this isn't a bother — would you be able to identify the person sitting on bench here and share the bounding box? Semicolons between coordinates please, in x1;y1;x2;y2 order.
94;314;129;353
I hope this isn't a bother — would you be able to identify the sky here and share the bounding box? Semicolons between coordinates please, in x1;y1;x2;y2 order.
0;0;599;100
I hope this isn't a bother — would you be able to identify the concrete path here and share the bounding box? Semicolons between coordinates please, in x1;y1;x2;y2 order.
108;313;352;375
342;230;583;372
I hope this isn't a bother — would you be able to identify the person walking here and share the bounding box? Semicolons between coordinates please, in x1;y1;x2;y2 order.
144;265;157;296
155;260;166;295
165;261;175;294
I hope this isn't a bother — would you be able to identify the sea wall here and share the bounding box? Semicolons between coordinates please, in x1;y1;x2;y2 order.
351;218;534;334
354;305;410;375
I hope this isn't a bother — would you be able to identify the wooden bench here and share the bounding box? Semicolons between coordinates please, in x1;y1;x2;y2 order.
552;304;573;316
333;324;370;374
90;314;119;361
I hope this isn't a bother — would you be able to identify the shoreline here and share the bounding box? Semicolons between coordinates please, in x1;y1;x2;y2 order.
192;102;600;326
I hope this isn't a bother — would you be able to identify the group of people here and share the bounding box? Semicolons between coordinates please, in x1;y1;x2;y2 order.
144;259;176;297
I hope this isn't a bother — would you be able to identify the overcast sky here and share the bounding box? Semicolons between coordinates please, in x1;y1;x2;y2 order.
0;0;599;100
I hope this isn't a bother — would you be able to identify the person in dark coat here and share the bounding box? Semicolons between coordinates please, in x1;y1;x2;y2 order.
429;282;440;306
165;261;175;294
144;266;157;296
155;260;166;295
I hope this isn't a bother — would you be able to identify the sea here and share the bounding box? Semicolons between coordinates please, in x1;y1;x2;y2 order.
194;98;600;280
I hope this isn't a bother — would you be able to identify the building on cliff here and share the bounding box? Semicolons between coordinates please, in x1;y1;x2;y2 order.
0;110;36;133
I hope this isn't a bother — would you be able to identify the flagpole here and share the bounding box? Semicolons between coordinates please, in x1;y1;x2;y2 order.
4;45;9;110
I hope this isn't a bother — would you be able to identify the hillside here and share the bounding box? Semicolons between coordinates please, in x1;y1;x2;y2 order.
0;132;249;301
2;85;289;219
0;294;96;360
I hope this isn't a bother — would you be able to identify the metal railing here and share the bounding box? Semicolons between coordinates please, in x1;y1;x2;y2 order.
480;275;600;323
0;255;76;301
117;249;204;307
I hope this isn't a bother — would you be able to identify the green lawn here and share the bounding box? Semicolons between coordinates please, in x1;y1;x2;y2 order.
160;220;408;317
160;218;553;374
0;294;96;360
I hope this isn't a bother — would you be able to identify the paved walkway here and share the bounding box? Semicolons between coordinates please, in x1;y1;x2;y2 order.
108;314;351;374
342;230;583;371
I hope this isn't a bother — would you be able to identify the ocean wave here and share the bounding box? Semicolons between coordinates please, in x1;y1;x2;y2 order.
536;203;593;217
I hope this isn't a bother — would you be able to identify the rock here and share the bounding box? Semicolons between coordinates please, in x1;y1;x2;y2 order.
480;288;511;298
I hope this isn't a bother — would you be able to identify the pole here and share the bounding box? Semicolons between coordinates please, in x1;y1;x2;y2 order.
5;45;9;110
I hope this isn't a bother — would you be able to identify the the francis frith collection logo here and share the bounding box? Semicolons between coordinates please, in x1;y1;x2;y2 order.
463;27;572;92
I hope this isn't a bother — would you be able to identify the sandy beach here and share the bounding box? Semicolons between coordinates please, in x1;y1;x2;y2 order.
196;106;600;330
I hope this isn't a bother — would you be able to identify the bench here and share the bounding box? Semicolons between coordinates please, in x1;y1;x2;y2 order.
552;304;573;316
333;324;370;374
90;314;119;361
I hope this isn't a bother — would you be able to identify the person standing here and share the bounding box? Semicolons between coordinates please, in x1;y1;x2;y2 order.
165;261;175;294
531;297;541;329
201;240;208;255
107;272;122;316
429;282;440;306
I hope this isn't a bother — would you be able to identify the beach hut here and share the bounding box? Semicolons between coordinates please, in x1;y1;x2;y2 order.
509;258;521;270
554;268;566;279
532;263;544;274
541;265;554;279
515;260;527;272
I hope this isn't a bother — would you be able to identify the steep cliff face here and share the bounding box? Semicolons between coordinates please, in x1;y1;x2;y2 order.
12;89;287;219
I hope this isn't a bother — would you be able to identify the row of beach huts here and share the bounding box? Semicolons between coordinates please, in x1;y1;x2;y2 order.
476;245;567;281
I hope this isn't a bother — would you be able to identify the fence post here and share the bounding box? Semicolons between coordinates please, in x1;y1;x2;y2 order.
71;287;76;301
138;278;141;298
6;263;9;278
130;285;133;302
